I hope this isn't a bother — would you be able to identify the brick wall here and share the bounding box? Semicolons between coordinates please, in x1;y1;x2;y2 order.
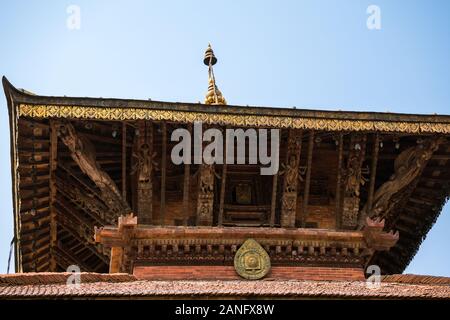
304;204;336;229
133;265;365;281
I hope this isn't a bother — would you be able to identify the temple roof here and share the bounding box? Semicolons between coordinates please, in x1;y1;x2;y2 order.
0;272;449;299
3;75;450;275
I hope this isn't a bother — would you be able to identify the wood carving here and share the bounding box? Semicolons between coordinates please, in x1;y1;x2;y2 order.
57;177;113;224
196;164;217;226
56;120;131;218
132;122;156;224
342;134;367;229
358;137;444;229
280;129;303;228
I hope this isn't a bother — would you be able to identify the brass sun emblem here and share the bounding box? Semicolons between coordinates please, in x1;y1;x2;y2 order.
234;239;271;280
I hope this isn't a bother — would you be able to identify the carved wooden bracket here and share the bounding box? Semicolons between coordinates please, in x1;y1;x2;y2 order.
363;217;399;251
94;213;137;273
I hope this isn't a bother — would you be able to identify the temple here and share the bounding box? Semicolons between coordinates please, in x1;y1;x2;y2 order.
1;46;450;299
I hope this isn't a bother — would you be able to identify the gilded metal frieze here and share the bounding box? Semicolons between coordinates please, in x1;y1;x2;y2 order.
18;104;450;133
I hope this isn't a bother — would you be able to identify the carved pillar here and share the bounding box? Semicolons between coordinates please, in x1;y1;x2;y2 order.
196;164;215;226
132;121;154;225
342;134;367;229
280;129;303;228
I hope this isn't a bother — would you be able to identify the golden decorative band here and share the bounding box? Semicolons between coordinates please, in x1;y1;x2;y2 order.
18;104;450;134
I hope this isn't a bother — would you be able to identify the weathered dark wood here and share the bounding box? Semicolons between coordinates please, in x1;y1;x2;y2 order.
358;137;445;228
342;134;366;229
49;121;58;271
270;172;278;227
218;163;227;227
56;120;130;217
367;133;380;212
196;164;215;226
335;133;344;230
182;162;191;226
301;131;314;227
280;129;303;228
121;123;127;200
133;121;154;225
182;124;193;226
160;122;167;225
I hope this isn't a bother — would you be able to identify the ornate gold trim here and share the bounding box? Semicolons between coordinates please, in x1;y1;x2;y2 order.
18;104;450;133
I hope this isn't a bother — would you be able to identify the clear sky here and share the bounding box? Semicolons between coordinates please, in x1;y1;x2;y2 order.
0;0;449;276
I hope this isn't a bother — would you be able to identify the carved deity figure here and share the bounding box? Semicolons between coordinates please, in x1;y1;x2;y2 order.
132;143;157;185
199;165;216;194
280;155;300;193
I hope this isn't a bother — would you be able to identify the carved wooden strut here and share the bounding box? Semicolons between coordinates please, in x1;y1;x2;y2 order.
56;120;131;218
358;137;445;229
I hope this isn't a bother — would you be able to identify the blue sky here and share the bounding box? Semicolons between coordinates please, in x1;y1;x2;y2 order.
0;0;449;275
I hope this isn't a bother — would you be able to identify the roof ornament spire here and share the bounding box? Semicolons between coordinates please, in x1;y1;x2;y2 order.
203;44;226;105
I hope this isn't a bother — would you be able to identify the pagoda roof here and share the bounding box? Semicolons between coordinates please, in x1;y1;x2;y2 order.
3;76;450;276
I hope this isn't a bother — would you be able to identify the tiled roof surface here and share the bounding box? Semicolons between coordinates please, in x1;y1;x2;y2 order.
0;272;136;286
381;274;450;286
0;273;449;299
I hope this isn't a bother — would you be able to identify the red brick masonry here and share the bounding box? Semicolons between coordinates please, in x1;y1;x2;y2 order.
133;266;365;281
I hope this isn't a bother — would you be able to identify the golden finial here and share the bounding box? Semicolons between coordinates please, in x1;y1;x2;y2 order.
203;44;226;105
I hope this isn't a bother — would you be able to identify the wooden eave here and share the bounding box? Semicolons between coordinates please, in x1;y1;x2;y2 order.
3;76;450;274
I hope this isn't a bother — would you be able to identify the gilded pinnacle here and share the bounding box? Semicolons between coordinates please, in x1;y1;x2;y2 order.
203;44;226;105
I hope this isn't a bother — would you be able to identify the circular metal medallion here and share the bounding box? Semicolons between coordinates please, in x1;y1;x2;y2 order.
234;239;271;280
